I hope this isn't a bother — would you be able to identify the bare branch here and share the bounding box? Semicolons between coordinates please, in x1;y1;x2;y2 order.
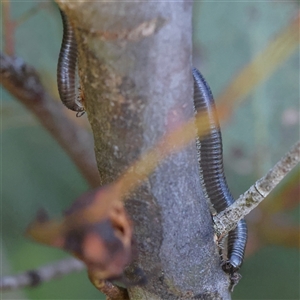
0;258;84;291
1;256;128;300
0;53;100;187
214;141;300;237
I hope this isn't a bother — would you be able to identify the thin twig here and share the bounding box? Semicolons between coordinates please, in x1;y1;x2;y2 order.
0;258;128;300
0;53;100;187
213;141;300;237
0;258;84;291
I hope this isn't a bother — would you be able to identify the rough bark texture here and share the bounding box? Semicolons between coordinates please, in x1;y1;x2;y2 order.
57;1;230;299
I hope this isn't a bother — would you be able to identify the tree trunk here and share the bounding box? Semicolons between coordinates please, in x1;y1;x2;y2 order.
57;1;230;299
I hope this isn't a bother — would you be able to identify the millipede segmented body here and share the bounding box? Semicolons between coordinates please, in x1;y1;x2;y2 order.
57;10;84;115
192;68;247;279
226;218;247;271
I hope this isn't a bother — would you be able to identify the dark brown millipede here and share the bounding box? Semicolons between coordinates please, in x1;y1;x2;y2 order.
193;68;247;283
57;10;85;116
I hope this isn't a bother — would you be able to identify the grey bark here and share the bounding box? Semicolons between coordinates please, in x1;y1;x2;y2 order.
57;2;230;299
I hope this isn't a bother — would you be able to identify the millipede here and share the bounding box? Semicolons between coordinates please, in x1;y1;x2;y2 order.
192;68;247;285
57;9;85;117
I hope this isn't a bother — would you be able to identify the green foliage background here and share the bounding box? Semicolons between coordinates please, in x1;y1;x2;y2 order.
1;1;299;299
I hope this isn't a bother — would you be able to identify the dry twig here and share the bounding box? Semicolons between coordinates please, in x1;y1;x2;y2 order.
0;258;84;291
214;141;300;237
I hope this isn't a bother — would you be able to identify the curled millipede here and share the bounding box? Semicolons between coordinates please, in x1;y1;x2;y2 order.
192;68;247;280
57;9;85;116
